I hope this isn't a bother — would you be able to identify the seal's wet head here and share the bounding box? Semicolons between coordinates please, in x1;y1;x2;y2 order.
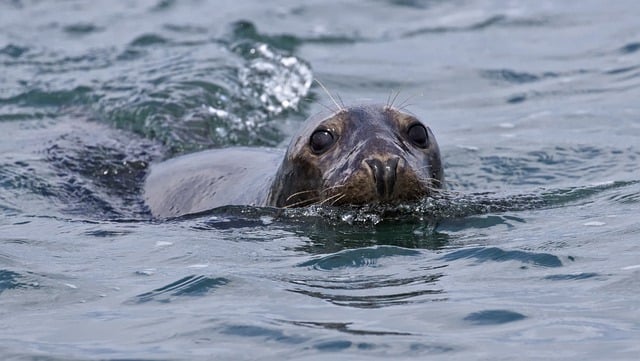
268;105;444;207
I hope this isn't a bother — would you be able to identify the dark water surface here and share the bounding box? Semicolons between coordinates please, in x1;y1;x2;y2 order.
1;1;640;360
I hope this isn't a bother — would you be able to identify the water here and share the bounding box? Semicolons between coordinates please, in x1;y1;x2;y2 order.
1;0;639;359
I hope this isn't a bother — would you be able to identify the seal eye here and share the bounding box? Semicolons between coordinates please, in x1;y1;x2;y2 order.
310;129;334;154
407;123;429;148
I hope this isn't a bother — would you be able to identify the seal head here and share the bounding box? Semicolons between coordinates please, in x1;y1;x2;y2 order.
268;104;444;207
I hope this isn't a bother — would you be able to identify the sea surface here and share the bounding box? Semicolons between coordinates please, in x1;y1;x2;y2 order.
1;1;639;360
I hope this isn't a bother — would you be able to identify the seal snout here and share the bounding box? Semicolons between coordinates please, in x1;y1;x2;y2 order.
365;156;400;199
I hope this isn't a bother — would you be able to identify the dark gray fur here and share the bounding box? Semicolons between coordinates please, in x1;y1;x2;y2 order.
144;105;444;218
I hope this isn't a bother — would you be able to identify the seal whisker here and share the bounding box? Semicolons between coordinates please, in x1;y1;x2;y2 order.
285;189;319;202
314;79;343;112
320;184;345;193
397;92;421;112
442;178;461;188
284;186;344;208
283;196;321;208
336;93;346;110
415;165;433;171
319;192;346;206
286;185;346;207
389;89;402;109
419;177;444;191
399;103;416;112
306;96;336;114
328;193;347;206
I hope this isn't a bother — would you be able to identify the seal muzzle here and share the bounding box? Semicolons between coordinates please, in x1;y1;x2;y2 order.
365;156;399;200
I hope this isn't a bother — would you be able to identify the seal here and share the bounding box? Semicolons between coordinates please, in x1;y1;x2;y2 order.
143;104;444;218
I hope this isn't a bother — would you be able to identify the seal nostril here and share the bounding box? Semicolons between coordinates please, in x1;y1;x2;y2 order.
385;157;399;197
365;157;399;199
365;159;384;197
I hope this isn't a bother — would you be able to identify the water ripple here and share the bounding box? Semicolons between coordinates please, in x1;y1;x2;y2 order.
62;23;102;35
44;128;163;219
0;269;40;294
131;275;230;303
219;324;308;344
129;34;170;47
463;309;527;325
282;320;413;336
289;247;445;308
544;273;600;281
619;42;640;54
0;44;29;58
480;69;557;84
441;247;563;267
98;21;313;153
297;246;421;270
402;14;549;38
290;273;442;291
1;20;312;153
449;146;640;190
289;287;445;309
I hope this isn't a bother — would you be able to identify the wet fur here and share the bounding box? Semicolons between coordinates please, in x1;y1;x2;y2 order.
144;104;444;218
268;105;444;207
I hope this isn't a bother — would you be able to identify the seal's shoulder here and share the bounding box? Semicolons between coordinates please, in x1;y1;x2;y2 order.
144;147;283;218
